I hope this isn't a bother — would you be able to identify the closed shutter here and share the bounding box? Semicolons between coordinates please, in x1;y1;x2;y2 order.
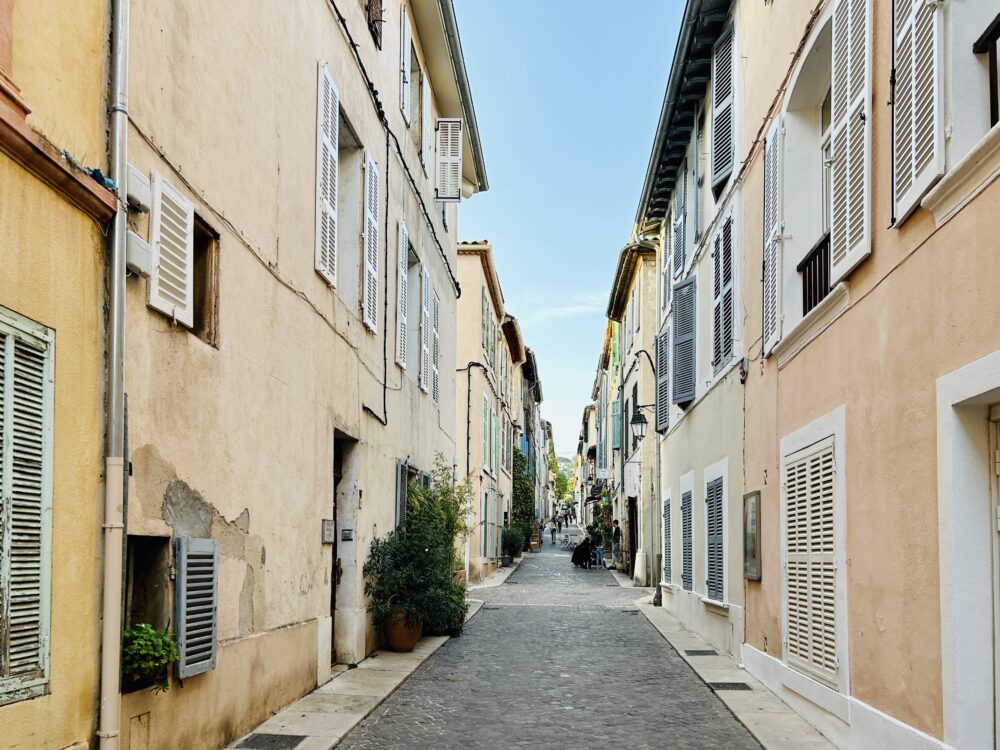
435;119;463;202
362;151;380;331
395;221;408;366
596;381;606;476
395;460;409;528
784;438;838;685
655;326;670;433
174;537;218;679
893;0;943;221
673;163;687;276
492;411;498;474
711;217;734;370
712;29;735;191
432;290;440;403
681;491;693;591
706;477;724;602
831;0;872;284
693;118;702;243
662;206;672;314
611;399;621;450
399;4;412;124
148;172;195;327
421;79;433;172
0;324;53;691
315;63;339;287
419;265;430;392
482;396;489;469
663;496;671;584
762;118;782;355
672;278;696;405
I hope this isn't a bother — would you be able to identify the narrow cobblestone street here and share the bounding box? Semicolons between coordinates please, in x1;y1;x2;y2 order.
338;528;761;749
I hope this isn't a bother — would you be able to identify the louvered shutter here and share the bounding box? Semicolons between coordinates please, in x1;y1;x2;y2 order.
893;0;943;221
421;79;432;173
435;119;463;202
395;460;408;528
395;222;409;366
655;326;670;433
419;265;430;392
482;397;489;468
672;278;696;405
0;325;53;689
174;537;218;679
399;4;412;124
663;496;671;583
432;290;440;403
693;121;702;243
610;399;621;450
706;477;724;602
763;119;782;355
673;171;686;276
784;438;838;685
712;30;735;190
148;172;195;327
831;0;872;284
681;491;693;591
711;217;735;370
662;206;673;314
362;152;380;330
481;288;488;351
492;411;499;474
315;63;339;287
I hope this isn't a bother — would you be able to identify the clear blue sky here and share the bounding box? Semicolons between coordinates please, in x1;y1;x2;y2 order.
454;1;681;456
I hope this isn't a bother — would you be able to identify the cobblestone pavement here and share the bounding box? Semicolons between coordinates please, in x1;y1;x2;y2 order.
338;527;760;749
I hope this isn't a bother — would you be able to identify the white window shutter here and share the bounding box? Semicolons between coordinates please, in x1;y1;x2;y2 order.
673;169;687;277
148;172;195;327
395;221;408;367
831;0;872;284
712;30;735;190
435;119;463;202
763;118;783;355
419;265;430;392
432;289;440;403
893;0;943;222
174;537;218;679
421;79;432;173
363;151;380;331
316;62;339;287
400;4;412;124
662;205;673;315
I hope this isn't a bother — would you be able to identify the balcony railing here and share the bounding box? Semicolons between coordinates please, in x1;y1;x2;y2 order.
798;231;831;316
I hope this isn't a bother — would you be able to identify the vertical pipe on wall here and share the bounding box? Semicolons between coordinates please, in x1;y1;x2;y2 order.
100;0;129;745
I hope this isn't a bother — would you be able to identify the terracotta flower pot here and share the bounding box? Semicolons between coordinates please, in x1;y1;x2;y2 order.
383;612;423;652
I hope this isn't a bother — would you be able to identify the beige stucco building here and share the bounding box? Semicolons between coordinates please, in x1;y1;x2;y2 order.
0;1;117;748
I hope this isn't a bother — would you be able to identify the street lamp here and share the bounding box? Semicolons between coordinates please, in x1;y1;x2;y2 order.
630;410;649;442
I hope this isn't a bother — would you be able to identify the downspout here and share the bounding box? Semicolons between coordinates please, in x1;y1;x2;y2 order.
100;0;129;746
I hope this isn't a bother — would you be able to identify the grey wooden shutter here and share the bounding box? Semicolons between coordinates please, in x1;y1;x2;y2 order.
435;119;463;202
148;172;195;327
174;537;218;679
362;151;380;331
712;29;735;191
763;118;782;355
315;62;339;287
611;399;621;450
395;221;408;366
693;115;702;243
673;170;687;277
672;278;696;406
711;217;735;371
0;325;53;689
681;491;693;591
663;496;671;584
706;477;724;602
655;326;670;433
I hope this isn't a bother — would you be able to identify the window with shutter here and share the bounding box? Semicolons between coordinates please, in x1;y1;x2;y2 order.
482;396;489;471
419;265;430;392
783;437;838;686
712;29;735;192
662;206;673;316
893;0;943;222
663;495;672;584
174;537;218;679
763;120;782;355
673;162;687;277
681;491;693;591
421;79;433;173
611;399;621;450
481;287;488;352
399;4;412;124
672;278;697;406
395;460;409;528
711;216;735;372
693;112;703;243
149;172;195;327
0;313;54;701
315;63;339;288
435;119;463;201
655;325;670;433
362;151;380;331
432;290;440;403
705;477;724;602
831;0;872;284
395;221;409;367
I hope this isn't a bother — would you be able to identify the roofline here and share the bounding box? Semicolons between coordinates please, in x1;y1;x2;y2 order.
439;0;489;192
502;314;526;365
606;242;657;320
458;242;504;316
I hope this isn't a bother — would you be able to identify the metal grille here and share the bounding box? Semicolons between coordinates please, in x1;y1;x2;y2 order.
799;232;831;316
685;649;718;656
708;682;753;691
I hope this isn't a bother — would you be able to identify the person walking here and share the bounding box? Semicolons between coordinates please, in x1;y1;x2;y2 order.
548;519;557;545
612;519;622;567
592;528;605;569
557;517;562;534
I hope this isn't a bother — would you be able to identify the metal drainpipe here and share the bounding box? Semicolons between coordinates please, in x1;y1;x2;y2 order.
99;0;129;746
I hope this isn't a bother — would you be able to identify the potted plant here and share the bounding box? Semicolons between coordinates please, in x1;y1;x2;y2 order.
501;527;524;567
121;624;178;693
363;533;426;651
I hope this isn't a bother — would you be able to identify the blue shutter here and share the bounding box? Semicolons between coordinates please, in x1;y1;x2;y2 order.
706;478;724;601
673;278;697;405
655;326;670;433
611;399;621;450
174;537;219;679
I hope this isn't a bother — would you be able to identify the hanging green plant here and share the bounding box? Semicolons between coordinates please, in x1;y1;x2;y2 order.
121;624;179;693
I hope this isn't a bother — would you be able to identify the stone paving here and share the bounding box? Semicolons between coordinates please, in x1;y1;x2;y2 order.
337;526;761;749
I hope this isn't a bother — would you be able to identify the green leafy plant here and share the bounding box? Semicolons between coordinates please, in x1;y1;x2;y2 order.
121;624;178;693
501;526;525;558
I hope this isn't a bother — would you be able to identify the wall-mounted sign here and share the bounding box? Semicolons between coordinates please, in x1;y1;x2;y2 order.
321;519;336;544
743;491;761;581
341;528;354;542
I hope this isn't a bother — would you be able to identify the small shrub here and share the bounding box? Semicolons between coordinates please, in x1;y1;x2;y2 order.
501;527;525;558
121;624;178;693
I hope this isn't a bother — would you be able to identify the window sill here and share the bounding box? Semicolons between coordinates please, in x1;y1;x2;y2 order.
772;282;849;370
0;679;47;708
700;596;730;615
922;124;1000;228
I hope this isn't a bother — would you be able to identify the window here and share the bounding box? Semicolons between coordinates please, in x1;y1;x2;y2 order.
148;172;195;327
973;13;1000;127
399;4;412;124
611;398;621;451
316;63;339;289
419;265;430;392
421;76;433;173
661;206;672;316
482;395;489;472
364;0;383;49
191;216;219;346
435;119;463;201
655;324;670;433
681;490;693;591
762;118;782;354
672;277;697;407
711;216;735;372
174;537;219;679
712;28;735;195
705;477;724;602
362;151;380;331
0;311;54;703
630;383;639;454
432;290;440;403
396;222;410;368
335;112;364;313
673;163;687;276
663;494;672;584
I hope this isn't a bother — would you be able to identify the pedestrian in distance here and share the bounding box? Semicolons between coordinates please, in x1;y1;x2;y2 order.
548;519;557;545
612;519;622;567
557;517;562;534
592;528;605;569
